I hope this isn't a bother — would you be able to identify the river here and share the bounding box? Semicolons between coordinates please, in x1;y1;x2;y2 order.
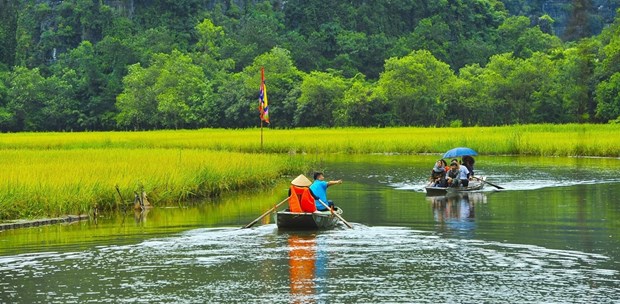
1;155;619;303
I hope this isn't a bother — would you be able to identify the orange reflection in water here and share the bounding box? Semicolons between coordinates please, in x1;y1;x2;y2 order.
288;234;317;303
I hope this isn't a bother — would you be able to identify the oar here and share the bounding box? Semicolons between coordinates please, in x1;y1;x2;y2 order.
318;199;353;229
474;176;505;190
242;197;289;229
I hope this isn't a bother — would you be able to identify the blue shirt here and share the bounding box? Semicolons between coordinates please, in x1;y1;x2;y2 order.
309;180;328;210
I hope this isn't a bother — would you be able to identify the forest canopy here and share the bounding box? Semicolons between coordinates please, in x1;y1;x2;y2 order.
0;0;619;131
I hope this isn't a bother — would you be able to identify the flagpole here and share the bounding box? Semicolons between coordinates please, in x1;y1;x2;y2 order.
259;67;264;152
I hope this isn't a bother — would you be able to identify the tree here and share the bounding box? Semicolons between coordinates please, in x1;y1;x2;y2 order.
220;1;286;71
296;70;347;127
219;47;303;128
339;75;392;127
555;39;600;122
116;50;209;129
564;0;594;41
596;17;620;81
52;41;111;130
0;70;11;129
526;53;566;123
447;63;494;126
537;14;555;35
376;50;455;126
4;66;75;131
595;72;620;122
392;16;451;64
195;19;225;57
498;16;562;58
0;0;18;68
469;53;522;125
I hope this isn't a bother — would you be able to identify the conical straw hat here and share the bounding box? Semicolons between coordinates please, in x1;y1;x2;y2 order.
291;174;312;187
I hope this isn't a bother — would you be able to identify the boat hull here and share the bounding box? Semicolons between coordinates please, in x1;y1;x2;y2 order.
425;179;485;196
276;208;342;230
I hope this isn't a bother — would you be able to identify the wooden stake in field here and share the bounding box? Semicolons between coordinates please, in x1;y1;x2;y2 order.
258;67;270;151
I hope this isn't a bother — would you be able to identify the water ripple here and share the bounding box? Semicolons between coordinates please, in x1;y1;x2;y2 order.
0;226;617;303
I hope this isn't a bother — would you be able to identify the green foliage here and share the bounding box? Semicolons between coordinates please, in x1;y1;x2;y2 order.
217;47;302;128
3;66;76;131
595;72;620;121
597;18;620;80
0;0;18;68
116;50;209;129
1;0;620;131
339;75;392;127
554;39;600;122
297;70;347;127
377;50;455;126
498;16;563;58
195;19;224;56
450;120;463;128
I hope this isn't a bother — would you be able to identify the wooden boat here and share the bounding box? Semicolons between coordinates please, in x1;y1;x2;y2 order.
425;177;486;196
276;208;343;230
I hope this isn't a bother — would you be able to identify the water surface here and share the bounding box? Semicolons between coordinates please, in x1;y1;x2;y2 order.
1;155;619;303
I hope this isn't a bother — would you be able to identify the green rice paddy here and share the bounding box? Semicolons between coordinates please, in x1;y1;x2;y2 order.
0;124;618;220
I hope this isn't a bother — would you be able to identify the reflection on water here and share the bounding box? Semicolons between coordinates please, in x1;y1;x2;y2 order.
288;234;315;302
133;208;150;225
427;193;486;237
288;234;319;304
2;154;620;302
286;231;334;304
1;226;617;303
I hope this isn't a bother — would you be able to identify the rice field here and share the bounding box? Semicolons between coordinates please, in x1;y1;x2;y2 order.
0;149;307;219
0;124;617;156
0;124;618;220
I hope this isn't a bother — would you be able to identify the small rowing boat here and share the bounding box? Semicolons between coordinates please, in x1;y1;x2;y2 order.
276;208;343;230
425;177;486;196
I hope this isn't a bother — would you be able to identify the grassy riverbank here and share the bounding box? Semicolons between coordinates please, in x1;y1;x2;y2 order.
0;149;307;219
0;124;617;220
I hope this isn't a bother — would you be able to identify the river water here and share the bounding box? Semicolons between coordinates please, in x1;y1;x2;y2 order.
1;155;619;303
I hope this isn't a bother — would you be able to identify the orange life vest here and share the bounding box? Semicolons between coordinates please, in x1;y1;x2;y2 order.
288;185;317;213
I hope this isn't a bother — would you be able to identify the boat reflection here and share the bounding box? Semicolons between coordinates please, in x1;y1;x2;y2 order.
427;192;487;234
287;233;327;304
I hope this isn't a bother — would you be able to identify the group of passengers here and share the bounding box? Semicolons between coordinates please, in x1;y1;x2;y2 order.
430;156;475;188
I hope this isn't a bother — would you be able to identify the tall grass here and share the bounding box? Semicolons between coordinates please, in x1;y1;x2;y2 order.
0;124;618;220
0;124;617;156
0;149;307;219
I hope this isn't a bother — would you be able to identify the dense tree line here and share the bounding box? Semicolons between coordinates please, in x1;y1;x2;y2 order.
0;0;618;131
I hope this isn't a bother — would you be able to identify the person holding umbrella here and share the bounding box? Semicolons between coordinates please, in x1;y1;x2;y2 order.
462;155;475;178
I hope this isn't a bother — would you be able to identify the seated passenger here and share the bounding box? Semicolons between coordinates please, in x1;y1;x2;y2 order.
446;162;459;187
430;160;447;187
458;162;470;187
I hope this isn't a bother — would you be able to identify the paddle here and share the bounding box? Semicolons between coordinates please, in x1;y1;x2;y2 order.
318;199;353;229
242;197;289;229
473;176;505;190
